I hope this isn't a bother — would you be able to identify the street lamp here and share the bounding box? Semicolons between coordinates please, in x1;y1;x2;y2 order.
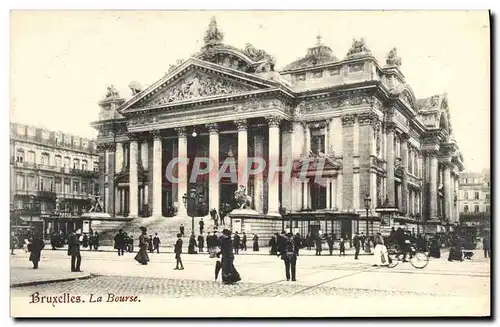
183;188;198;232
364;194;371;253
29;195;35;234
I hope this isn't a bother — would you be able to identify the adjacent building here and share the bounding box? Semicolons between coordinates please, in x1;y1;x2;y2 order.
10;122;99;236
458;169;491;235
91;18;465;237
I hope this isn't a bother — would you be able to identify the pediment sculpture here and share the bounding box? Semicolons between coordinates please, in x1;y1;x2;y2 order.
146;73;254;107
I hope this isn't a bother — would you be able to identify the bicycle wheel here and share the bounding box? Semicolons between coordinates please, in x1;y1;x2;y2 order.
410;251;429;269
387;254;399;268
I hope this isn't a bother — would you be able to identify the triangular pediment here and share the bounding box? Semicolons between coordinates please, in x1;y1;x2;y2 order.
120;59;278;112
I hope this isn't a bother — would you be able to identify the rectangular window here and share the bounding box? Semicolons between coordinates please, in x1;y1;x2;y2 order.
16;174;24;190
27;176;35;190
73;181;80;193
27;151;35;163
54;155;62;166
311;134;325;155
55;182;62;194
474;205;480;213
64;157;70;168
475;192;480;200
82;183;88;194
16;150;24;163
464;192;468;200
82;160;88;171
41;153;49;165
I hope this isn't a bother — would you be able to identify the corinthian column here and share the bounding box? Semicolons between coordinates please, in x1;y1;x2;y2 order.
266;116;281;216
207;123;220;213
176;127;188;217
401;133;409;214
115;142;124;173
429;151;438;218
253;134;264;213
386;122;396;207
235;119;248;189
151;130;163;217
128;135;139;217
443;161;452;220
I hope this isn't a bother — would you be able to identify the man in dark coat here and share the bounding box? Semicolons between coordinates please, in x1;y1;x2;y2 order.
179;224;185;237
67;229;82;272
233;232;241;254
28;234;45;269
197;233;205;253
483;235;491;258
153;233;161;253
278;232;298;281
174;233;184;270
293;233;302;256
188;233;198;254
148;235;154;253
199;218;205;235
216;229;241;284
114;229;126;256
327;233;334;255
315;234;322;256
353;232;361;260
242;232;247;251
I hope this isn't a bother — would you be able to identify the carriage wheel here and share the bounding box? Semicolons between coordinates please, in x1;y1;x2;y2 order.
410;251;429;269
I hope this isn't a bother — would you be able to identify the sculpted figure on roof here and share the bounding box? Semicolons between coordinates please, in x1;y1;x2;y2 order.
346;38;371;57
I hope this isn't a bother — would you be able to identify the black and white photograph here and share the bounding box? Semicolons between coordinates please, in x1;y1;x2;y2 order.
7;10;491;318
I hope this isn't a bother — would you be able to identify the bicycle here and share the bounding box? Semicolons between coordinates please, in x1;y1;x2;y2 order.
387;243;429;269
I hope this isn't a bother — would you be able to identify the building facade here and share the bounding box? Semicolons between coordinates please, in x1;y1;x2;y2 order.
10;122;99;235
458;169;490;234
92;18;465;235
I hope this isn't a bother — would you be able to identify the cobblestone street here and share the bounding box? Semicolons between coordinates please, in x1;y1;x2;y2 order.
10;249;490;317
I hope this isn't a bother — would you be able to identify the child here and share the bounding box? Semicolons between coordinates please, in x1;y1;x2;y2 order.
339;237;346;257
174;233;184;270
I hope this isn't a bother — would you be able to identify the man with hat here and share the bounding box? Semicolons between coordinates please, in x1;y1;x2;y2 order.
353;232;361;260
278;232;298;281
67;229;82;272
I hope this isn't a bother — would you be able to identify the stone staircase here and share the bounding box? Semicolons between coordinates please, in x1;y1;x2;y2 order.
95;215;221;247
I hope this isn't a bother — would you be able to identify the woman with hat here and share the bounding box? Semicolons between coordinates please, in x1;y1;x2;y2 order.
216;229;241;285
134;227;150;265
373;233;389;267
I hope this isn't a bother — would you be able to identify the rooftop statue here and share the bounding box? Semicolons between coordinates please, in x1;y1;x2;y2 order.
105;85;120;98
243;43;276;67
346;38;371;57
386;47;402;67
203;16;224;46
129;81;143;96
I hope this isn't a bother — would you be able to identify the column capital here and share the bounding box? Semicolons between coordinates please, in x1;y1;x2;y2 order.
383;121;396;133
283;121;294;133
400;132;410;142
127;133;139;142
206;123;219;134
425;149;439;158
357;112;378;126
150;130;163;141
265;116;282;128
234;119;247;131
175;127;187;137
341;114;356;126
440;160;454;170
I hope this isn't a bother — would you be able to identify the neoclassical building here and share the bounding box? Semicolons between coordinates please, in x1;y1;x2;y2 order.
92;18;465;236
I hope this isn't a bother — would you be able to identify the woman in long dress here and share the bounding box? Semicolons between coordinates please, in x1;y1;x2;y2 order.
217;229;241;285
253;234;259;251
134;227;150;265
188;234;198;254
373;233;389;267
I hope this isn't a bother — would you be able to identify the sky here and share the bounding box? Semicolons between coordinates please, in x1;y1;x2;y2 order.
10;10;490;172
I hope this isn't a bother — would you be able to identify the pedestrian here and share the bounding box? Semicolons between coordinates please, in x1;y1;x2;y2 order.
27;233;45;269
268;236;277;255
242;232;247;251
353;232;361;260
220;211;225;226
114;229;126;256
199;218;205;235
483;235;491;259
67;229;82;272
339;237;346;257
10;231;18;255
315;234;322;256
294;233;302;256
198;233;204;253
148;235;154;253
306;233;312;250
253;234;259;251
373;233;389;267
327;233;334;255
233;232;241;255
174;233;184;270
134;227;150;265
188;233;198;254
93;232;100;251
216;229;241;285
179;224;185;237
82;234;89;248
279;232;298;282
153;233;161;253
360;233;366;250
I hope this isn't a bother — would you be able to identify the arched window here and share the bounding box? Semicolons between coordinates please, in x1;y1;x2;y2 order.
16;149;24;163
54;155;62;166
41;153;50;165
463;205;469;213
73;158;80;169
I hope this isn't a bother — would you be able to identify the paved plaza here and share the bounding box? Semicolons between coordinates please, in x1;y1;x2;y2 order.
10;248;490;317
